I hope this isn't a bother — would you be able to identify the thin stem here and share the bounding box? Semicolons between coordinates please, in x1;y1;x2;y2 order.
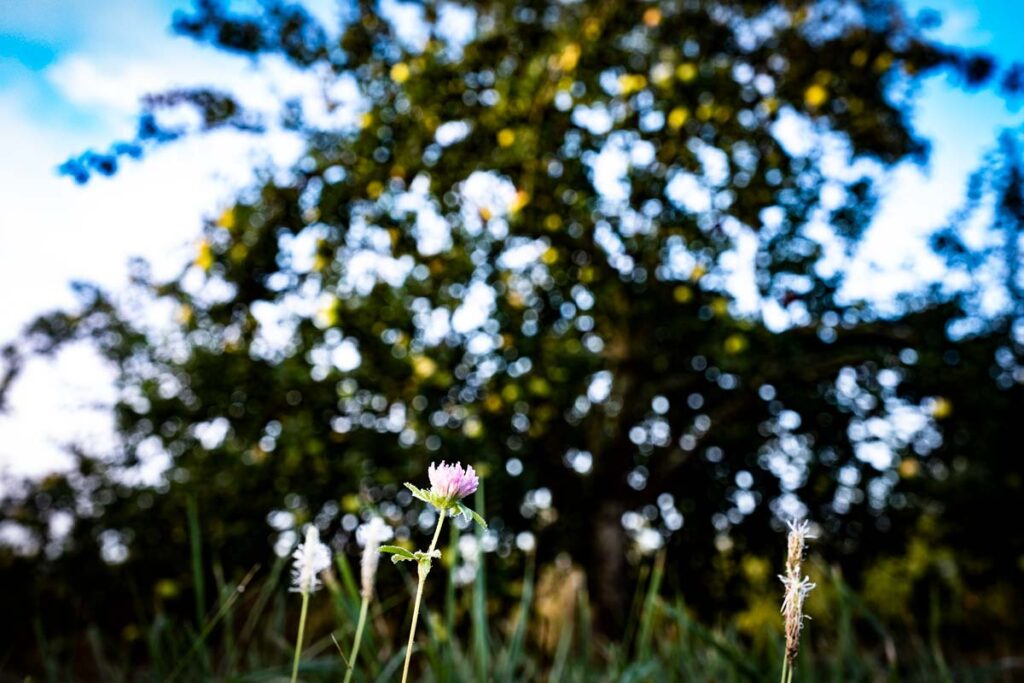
401;512;446;683
343;595;370;683
428;511;446;554
291;589;310;683
780;659;790;683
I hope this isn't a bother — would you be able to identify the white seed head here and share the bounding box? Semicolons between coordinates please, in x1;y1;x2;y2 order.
358;516;393;599
779;574;816;617
780;518;816;665
291;525;331;594
787;518;815;546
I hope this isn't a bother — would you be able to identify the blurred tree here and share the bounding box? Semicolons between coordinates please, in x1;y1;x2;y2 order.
3;0;1022;657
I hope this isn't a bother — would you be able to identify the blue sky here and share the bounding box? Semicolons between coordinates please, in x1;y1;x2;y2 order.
0;0;1022;477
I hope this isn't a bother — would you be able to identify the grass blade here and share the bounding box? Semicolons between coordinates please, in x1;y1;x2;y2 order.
186;494;210;673
472;480;489;678
498;550;536;681
659;599;760;680
635;551;665;660
167;564;259;683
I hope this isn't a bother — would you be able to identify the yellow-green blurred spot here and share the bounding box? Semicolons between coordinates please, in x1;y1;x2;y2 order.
501;384;520;402
195;239;214;271
724;333;747;354
668;106;689;129
873;52;894;73
509;190;530;213
463;416;483;438
558;43;581;71
229;243;248;263
390;62;410;83
315;296;339;328
804;84;828;108
618;73;647;95
676;62;698;82
413;355;437;379
930;396;952;419
484;394;502;412
217;208;235;230
342;493;361;513
155;579;180;599
899;457;920;478
528;377;551;397
651;62;673;87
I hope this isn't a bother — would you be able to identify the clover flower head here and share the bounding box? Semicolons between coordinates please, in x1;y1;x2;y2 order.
291;525;331;594
427;461;479;506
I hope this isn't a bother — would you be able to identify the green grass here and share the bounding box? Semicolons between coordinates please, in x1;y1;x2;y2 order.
18;530;1015;683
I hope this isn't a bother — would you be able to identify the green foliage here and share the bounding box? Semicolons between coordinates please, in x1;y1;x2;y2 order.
381;545;418;563
2;0;1024;675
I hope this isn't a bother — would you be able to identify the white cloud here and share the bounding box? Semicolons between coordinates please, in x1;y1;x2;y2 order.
0;12;321;478
840;74;1024;307
903;0;992;48
47;55;154;112
0;342;117;478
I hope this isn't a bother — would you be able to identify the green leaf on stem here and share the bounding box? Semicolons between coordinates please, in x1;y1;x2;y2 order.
380;545;416;563
456;502;487;529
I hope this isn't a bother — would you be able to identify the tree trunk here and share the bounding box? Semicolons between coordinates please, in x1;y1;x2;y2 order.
589;498;629;636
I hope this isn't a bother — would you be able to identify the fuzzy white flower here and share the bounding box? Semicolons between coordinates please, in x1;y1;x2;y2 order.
357;516;393;598
291;526;331;594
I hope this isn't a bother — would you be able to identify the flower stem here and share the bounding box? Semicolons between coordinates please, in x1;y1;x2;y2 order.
343;595;370;683
291;588;310;683
401;513;446;683
780;659;792;683
428;512;446;553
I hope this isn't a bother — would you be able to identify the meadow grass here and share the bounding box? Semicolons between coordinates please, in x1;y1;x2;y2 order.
20;472;1010;682
26;533;1002;682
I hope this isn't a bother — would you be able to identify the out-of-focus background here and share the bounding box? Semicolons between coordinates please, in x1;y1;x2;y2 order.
1;0;1023;680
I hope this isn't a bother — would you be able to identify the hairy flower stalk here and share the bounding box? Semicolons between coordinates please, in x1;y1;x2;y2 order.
381;462;486;683
343;517;392;683
779;519;816;683
290;526;331;683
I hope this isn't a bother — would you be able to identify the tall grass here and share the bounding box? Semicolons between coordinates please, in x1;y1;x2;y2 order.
20;501;1013;682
